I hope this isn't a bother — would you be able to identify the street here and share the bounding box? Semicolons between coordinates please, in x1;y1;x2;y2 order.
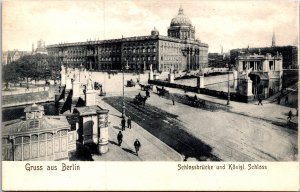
102;85;297;161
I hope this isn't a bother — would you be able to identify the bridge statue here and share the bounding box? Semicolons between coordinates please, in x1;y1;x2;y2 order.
86;74;94;90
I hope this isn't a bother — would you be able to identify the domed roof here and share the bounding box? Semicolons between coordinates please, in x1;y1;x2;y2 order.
170;6;192;27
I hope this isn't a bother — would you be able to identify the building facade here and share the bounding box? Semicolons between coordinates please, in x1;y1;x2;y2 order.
47;7;208;72
2;50;31;65
236;53;283;80
208;53;230;68
33;39;48;55
230;46;298;69
2;103;76;161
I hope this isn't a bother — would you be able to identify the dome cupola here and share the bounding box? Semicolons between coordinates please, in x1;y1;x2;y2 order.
167;5;195;40
170;6;192;27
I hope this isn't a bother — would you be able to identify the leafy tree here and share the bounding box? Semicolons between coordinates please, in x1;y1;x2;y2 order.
15;55;37;89
2;62;18;89
10;54;61;88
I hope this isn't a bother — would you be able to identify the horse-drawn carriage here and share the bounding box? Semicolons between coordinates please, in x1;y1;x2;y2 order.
127;79;136;87
133;93;148;105
139;83;153;91
185;94;206;108
156;86;169;96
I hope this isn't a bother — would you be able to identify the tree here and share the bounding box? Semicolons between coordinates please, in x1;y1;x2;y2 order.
2;62;18;89
12;54;61;88
15;55;37;89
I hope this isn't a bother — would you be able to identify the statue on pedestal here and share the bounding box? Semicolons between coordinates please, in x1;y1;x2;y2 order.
86;74;94;90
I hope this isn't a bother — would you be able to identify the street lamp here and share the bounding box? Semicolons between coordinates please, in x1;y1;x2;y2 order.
122;60;129;118
227;66;230;105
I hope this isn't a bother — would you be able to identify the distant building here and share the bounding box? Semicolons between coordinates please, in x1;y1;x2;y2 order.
236;52;283;80
2;103;76;161
208;53;229;68
230;46;298;69
32;39;48;55
47;6;208;72
2;50;31;65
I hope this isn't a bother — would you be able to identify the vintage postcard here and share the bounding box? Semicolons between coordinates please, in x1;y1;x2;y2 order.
2;0;299;191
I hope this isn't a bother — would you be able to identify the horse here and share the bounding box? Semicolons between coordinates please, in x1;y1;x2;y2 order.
133;94;149;105
139;83;145;90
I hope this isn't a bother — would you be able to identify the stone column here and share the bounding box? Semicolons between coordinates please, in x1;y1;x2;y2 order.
72;80;80;98
97;109;109;154
197;76;204;88
245;78;253;96
168;67;174;83
149;64;153;80
232;70;238;80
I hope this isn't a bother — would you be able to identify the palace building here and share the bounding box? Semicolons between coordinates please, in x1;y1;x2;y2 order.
46;6;208;72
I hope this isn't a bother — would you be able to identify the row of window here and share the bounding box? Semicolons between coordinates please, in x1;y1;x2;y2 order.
125;56;156;61
123;47;156;54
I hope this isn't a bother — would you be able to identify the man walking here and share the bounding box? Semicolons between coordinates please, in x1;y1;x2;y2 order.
127;116;132;129
121;117;126;131
172;96;175;105
134;139;141;156
258;97;263;106
288;110;293;121
277;96;281;104
117;131;123;146
285;95;289;104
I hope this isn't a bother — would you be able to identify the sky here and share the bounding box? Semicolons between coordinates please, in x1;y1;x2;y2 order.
2;0;299;53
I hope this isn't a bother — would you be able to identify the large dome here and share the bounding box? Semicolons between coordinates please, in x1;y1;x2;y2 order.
170;6;192;27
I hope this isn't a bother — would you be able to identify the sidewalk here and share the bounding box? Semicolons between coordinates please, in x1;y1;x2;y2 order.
163;87;298;125
92;95;182;161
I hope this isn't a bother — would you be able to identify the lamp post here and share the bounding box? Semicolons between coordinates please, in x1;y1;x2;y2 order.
227;66;230;105
122;60;129;118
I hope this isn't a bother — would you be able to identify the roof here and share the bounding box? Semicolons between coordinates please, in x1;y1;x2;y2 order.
74;105;108;116
24;103;44;113
2;115;70;137
170;6;192;27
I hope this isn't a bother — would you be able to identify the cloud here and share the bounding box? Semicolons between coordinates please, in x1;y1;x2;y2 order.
2;0;298;53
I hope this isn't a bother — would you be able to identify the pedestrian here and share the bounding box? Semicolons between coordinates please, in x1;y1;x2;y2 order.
194;94;198;101
121;117;126;131
277;96;281;104
285;95;289;104
117;131;123;146
258;97;263;106
146;90;150;97
134;139;141;156
288;110;292;121
172;96;175;105
127;116;132;129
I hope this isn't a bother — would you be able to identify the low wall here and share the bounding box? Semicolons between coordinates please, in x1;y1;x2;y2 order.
2;91;51;107
149;80;253;103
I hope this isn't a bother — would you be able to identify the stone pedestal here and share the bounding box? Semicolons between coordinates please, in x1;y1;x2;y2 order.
149;71;154;80
232;70;238;80
72;80;81;98
245;78;253;96
233;79;238;91
66;77;72;90
168;73;174;83
85;90;96;106
197;76;204;88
